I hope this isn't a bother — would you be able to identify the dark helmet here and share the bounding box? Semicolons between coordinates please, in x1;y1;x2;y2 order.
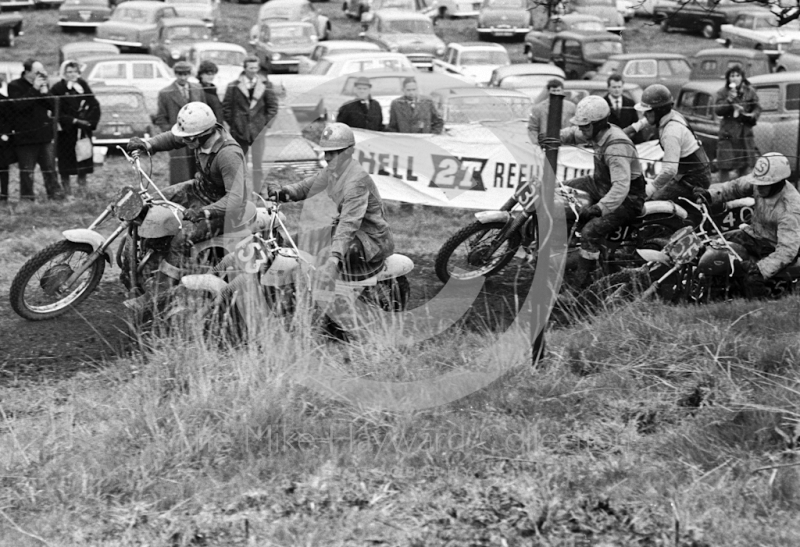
634;84;673;113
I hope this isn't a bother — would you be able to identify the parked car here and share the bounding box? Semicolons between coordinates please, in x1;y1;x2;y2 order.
57;0;110;31
149;17;211;67
309;51;415;76
360;9;446;70
550;31;624;79
353;0;436;22
165;0;219;30
590;52;692;98
476;0;531;39
251;20;318;74
186;41;247;96
257;0;330;41
261;105;324;181
569;0;625;33
432;42;510;85
297;40;383;74
531;79;643;105
616;0;634;22
430;0;482;19
430;86;531;126
675;72;800;177
655;0;770;40
719;10;800;53
59;41;119;65
0;12;22;47
91;84;153;146
690;48;773;81
0;0;33;9
487;63;565;98
95;0;178;52
524;13;606;63
78;53;173;115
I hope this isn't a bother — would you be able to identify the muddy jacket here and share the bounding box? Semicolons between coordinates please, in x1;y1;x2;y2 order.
282;156;395;262
147;125;251;225
710;179;800;278
651;110;710;192
560;124;644;215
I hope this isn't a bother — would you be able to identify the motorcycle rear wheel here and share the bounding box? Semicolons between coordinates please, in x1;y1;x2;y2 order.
364;276;410;312
435;221;522;283
10;241;105;321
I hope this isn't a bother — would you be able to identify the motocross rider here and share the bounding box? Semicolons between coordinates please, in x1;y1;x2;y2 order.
624;84;711;203
126;101;253;286
542;95;646;288
694;152;800;298
267;122;394;283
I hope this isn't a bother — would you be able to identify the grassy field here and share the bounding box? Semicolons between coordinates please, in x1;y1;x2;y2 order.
1;4;800;546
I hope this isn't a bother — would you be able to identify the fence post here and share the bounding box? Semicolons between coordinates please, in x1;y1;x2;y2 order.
796;106;800;185
52;93;59;155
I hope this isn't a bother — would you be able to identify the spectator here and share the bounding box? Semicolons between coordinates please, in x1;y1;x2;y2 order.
51;61;101;196
223;55;279;194
715;66;761;182
198;60;224;125
527;78;575;147
605;74;637;129
336;76;383;131
0;74;15;202
154;60;206;185
387;77;443;134
8;58;62;201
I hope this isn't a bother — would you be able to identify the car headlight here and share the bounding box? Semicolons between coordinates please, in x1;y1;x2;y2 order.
389;44;399;52
171;50;181;59
436;46;445;56
272;53;281;61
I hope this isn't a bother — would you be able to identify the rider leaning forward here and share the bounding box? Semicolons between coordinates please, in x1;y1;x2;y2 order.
625;84;711;203
542;95;646;289
695;152;800;298
126;102;253;290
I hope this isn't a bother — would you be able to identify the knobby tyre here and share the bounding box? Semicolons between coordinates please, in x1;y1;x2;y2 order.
10;241;105;321
434;221;522;283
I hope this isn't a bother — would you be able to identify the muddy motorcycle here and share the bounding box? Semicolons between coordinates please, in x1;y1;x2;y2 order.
179;197;414;332
434;175;690;284
9;150;259;321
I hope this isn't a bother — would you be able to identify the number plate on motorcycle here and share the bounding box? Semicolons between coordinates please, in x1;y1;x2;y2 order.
114;186;144;221
514;178;538;212
665;226;702;264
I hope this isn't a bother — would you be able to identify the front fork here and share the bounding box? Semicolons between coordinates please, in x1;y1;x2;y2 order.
484;198;529;256
61;221;129;292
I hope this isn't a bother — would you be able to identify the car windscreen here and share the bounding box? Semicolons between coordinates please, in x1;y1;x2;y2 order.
97;92;144;110
344;76;403;95
383;19;433;34
584;40;623;59
459;50;510;65
499;74;558;89
269;25;316;43
572;21;605;31
113;7;148;21
165;26;210;41
442;95;531;123
199;50;246;66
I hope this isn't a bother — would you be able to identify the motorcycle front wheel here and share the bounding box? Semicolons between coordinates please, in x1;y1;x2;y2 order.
10;241;106;321
434;221;522;283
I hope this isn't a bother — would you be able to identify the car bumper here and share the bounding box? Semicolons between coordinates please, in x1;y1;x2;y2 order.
58;21;101;27
94;37;143;48
605;25;625;33
477;26;531;36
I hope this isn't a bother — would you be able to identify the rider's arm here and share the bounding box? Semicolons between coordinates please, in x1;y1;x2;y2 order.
596;142;632;215
651;127;681;191
144;131;183;153
709;178;751;203
203;146;251;218
622;118;647;139
330;183;369;262
758;208;800;278
281;169;325;201
559;125;588;145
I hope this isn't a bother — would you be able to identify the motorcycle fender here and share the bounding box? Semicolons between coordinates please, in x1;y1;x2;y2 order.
377;254;414;281
260;249;300;287
724;197;755;210
62;229;112;263
474;211;511;224
636;249;671;265
139;205;182;238
180;274;228;296
642;200;688;220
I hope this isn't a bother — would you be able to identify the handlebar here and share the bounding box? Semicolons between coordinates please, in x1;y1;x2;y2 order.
117;145;184;230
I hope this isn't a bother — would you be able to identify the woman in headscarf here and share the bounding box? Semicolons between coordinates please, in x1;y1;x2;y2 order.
714;65;761;182
198;60;224;124
51;61;101;195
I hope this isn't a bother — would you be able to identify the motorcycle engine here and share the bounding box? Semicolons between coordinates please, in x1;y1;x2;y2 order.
697;246;735;277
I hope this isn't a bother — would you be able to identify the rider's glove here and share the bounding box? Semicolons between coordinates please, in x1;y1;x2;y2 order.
578;204;602;224
745;260;766;281
267;186;291;203
693;187;712;205
537;135;561;151
126;137;149;154
183;208;206;223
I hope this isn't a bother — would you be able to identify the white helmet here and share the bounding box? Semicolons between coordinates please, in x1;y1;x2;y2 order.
570;95;610;126
172;102;217;138
746;152;792;186
319;122;355;151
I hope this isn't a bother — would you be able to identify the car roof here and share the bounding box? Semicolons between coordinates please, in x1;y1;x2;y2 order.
323;40;380;49
159;17;209;26
324;51;408;60
93;84;146;95
676;80;721;94
113;0;167;9
561;80;640;91
493;64;565;77
431;86;530;98
607;52;689;60
262;20;315;28
80;53;167;64
374;9;433;20
340;70;462;89
749;70;800;84
732;9;778;17
556;30;621;40
558;13;604;22
448;41;506;50
693;48;768;60
190;41;247;53
62;41;119;53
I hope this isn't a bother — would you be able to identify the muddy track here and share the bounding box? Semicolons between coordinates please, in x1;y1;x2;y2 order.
0;254;535;386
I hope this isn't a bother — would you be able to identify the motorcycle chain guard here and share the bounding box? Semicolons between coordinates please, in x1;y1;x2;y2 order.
139;205;182;238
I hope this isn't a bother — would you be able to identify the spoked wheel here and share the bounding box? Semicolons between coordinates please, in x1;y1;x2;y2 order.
9;241;105;321
434;221;522;283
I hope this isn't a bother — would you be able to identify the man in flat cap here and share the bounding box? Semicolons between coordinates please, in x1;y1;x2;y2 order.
336;76;383;131
154;60;207;184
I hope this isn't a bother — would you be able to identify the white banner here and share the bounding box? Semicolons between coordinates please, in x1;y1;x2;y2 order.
352;124;664;210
